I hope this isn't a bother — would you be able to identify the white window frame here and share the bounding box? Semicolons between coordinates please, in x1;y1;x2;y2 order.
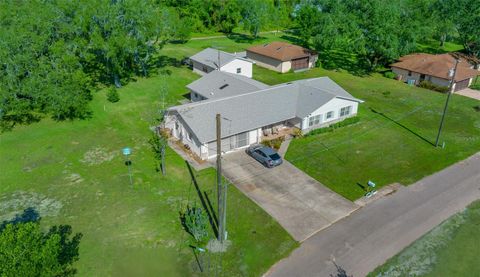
339;106;352;117
308;114;322;127
326;111;334;120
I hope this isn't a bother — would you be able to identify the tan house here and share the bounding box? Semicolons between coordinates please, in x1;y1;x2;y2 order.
246;42;318;73
390;53;480;92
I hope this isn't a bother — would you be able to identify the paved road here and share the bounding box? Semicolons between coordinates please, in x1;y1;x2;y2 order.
221;151;358;242
266;152;480;277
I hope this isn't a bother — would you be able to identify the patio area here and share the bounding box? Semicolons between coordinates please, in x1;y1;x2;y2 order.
261;125;300;141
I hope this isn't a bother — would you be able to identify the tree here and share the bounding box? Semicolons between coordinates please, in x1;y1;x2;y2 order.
294;2;322;45
217;0;242;33
0;0;92;131
0;221;82;276
240;0;272;37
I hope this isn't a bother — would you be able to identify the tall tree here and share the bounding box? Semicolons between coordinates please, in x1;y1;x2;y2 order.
240;0;273;37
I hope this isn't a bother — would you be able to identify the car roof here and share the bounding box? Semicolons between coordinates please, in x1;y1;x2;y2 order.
258;146;276;155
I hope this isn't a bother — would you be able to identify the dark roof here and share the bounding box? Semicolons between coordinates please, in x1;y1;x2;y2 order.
391;53;480;81
247;41;317;62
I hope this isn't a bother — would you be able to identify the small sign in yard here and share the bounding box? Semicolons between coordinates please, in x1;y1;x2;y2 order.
122;147;133;185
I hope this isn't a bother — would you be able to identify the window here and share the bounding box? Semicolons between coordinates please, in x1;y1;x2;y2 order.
340;106;352;117
326;111;334;119
236;68;241;74
408;71;412;76
308;114;322;127
202;65;208;72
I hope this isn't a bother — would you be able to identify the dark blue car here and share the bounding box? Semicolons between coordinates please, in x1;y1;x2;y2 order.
246;144;283;168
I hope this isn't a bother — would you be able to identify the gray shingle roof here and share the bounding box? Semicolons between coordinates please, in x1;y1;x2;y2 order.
189;48;239;69
187;71;269;99
168;77;362;143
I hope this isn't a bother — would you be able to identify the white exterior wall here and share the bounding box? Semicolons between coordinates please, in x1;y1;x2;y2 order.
220;59;253;78
281;61;292;73
308;55;318;68
205;129;260;160
301;98;359;131
392;67;451;88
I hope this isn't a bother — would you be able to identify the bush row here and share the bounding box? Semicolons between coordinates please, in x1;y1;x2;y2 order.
418;81;450;93
304;116;360;137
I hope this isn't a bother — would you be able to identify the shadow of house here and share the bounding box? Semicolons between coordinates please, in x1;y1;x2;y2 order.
319;50;371;76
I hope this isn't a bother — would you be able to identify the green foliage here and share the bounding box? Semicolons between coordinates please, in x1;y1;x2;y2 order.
384;71;396;79
107;87;120;103
303;117;361;137
239;0;272;37
0;0;177;130
418;81;450;93
261;136;285;150
0;221;82;276
181;206;209;242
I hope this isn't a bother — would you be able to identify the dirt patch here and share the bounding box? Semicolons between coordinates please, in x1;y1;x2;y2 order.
0;191;63;222
80;147;117;165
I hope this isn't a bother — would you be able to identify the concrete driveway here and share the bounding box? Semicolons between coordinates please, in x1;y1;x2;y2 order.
220;151;358;241
456;88;480;100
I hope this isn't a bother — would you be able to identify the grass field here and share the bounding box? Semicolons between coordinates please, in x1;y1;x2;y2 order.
369;200;480;276
0;65;297;276
253;65;480;200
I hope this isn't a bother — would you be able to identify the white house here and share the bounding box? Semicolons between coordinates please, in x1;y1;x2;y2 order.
165;75;363;160
189;48;253;78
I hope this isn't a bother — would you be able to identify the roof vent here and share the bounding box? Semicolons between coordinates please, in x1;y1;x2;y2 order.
219;84;229;90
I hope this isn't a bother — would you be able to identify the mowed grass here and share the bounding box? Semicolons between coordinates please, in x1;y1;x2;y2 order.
253;65;480;200
0;65;297;276
369;200;480;276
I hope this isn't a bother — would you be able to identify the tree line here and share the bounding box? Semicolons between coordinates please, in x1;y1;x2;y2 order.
1;0;478;130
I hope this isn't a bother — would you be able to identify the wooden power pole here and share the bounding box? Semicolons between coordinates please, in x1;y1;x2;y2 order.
216;114;227;243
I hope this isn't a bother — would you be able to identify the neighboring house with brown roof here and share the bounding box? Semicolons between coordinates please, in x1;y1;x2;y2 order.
390;53;480;92
246;42;318;73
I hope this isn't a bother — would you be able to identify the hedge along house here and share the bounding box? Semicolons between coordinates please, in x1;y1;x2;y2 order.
390;53;480;92
189;47;253;78
164;75;363;160
246;41;318;73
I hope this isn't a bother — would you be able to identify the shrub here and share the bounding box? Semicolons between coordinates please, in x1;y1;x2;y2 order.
474;105;480;112
304;116;360;137
418;81;449;93
470;83;480;91
262;136;285;150
181;206;208;242
384;71;396;79
107;87;120;103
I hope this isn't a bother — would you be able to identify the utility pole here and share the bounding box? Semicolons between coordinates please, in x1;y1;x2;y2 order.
216;114;226;243
435;58;459;147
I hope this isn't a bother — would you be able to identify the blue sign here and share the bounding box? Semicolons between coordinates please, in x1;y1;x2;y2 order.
368;180;376;188
122;147;131;156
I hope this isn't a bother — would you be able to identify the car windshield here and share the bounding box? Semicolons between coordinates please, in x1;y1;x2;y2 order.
269;153;281;160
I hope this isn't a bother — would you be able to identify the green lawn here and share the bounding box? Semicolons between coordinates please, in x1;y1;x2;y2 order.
369;200;480;276
253;65;480;200
0;65;297;276
416;39;464;54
